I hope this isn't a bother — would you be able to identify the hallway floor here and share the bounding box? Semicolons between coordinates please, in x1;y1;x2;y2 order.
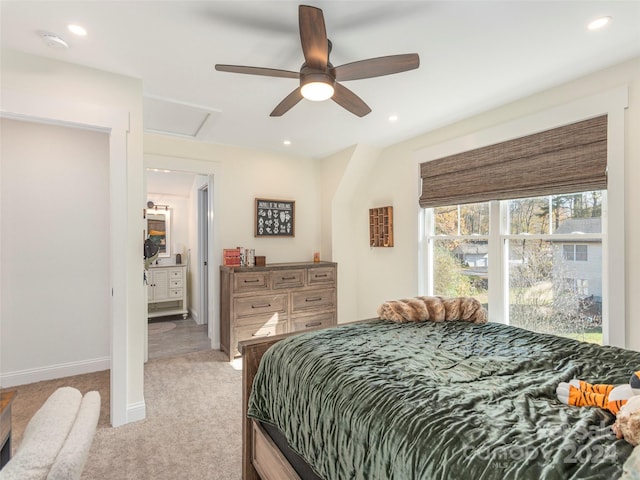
148;316;210;360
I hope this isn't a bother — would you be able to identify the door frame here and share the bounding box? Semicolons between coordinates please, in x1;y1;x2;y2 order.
197;183;210;332
144;154;221;349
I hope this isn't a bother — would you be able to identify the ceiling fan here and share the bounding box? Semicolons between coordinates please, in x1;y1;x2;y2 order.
215;5;420;117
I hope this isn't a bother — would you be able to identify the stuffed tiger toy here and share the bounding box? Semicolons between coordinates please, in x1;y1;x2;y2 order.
556;371;640;414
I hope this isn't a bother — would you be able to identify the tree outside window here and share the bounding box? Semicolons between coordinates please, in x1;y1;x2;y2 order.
427;191;603;344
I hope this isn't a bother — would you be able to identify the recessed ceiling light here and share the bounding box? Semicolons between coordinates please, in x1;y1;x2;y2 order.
587;16;612;30
283;140;291;146
67;24;87;36
388;115;399;123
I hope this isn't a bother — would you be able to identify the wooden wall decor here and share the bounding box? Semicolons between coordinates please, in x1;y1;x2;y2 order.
369;206;394;247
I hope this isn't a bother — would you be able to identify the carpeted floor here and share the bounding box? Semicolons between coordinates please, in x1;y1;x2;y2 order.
2;349;242;480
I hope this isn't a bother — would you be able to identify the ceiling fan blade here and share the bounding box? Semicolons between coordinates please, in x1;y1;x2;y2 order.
270;88;304;117
332;83;371;117
333;53;420;81
299;5;328;70
215;64;299;79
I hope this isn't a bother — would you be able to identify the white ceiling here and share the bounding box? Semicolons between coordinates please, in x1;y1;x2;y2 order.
146;169;196;198
2;1;639;159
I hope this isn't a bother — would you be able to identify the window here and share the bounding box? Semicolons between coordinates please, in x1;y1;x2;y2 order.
425;191;604;344
563;244;588;262
575;279;589;296
417;100;627;348
431;204;489;309
576;245;588;261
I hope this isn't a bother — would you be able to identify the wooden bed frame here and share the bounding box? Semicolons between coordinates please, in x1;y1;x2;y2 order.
239;319;375;480
239;332;301;480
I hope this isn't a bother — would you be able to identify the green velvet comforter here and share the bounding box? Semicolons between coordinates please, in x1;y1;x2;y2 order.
248;319;640;480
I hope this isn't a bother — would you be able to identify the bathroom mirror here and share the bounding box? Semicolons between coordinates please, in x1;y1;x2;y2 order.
146;209;171;258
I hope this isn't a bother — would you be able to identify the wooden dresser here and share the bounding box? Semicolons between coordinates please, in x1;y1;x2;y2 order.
220;261;337;360
0;390;16;470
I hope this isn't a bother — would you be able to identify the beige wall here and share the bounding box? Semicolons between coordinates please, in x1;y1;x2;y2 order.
144;134;322;264
1;119;110;376
1;49;145;425
332;57;640;350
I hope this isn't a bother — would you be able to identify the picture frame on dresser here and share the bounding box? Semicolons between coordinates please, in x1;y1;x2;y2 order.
255;198;295;237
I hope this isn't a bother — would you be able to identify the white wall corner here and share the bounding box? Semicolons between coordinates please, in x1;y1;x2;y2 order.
190;308;201;324
331;144;382;323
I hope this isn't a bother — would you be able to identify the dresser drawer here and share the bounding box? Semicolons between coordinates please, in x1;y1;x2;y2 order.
169;288;183;298
291;312;336;332
234;272;270;292
291;288;335;313
307;267;336;286
272;269;304;289
235;294;287;318
235;320;288;344
169;268;183;279
170;279;182;288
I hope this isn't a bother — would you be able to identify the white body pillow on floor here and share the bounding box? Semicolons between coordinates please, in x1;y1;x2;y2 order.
0;387;100;480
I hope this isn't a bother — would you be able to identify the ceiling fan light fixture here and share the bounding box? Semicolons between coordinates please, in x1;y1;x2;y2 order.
300;72;335;101
301;82;334;101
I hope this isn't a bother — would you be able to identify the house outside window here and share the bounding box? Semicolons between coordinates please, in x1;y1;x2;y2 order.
424;191;604;344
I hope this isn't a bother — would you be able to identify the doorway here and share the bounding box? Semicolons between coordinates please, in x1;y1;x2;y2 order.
145;168;213;360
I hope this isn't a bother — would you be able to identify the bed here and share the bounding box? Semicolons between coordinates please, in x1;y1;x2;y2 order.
240;317;640;480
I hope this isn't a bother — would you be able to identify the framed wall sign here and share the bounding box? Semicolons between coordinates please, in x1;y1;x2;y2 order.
255;198;295;237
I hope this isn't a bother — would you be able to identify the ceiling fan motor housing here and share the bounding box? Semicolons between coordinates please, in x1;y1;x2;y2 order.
300;70;335;89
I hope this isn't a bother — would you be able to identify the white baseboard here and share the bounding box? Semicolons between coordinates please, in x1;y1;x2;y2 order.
0;356;110;388
190;308;201;324
127;400;146;424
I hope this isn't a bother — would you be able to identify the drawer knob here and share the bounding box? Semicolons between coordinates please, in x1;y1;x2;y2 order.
251;303;271;309
305;297;322;302
305;321;322;328
314;274;328;278
244;279;260;283
281;276;296;280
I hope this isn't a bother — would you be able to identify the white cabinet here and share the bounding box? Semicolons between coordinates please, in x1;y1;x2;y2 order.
148;265;188;319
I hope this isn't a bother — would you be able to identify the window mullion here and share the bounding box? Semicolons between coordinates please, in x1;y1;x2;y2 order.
421;209;434;296
488;200;505;324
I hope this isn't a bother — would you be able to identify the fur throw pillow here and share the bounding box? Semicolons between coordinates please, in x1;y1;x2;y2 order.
377;296;487;324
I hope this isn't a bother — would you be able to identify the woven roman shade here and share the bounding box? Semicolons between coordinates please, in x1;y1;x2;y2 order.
419;115;608;208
